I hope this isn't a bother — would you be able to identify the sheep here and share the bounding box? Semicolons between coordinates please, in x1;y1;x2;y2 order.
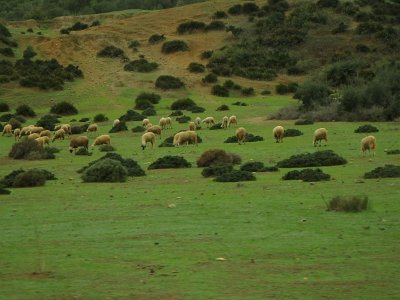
2;123;12;136
146;125;162;139
145;123;154;129
39;130;52;138
221;116;229;129
227;115;237;128
202;116;215;128
35;136;50;147
195;117;201;127
141;132;156;150
142;118;150;127
19;126;34;139
189;121;196;131
28;126;44;134
273;126;285;143
159;117;167;130
92;134;111;147
361;135;376;156
28;133;40;140
52;129;65;142
69;136;89;153
313;128;328;146
13;128;21;140
236;127;247;145
173;131;198;147
86;123;98;134
113;119;120;127
166;117;172;129
61;124;71;136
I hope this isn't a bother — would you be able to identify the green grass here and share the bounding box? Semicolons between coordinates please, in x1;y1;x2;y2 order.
1;92;400;299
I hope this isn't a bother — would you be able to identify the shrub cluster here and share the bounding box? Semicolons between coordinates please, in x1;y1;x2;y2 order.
0;102;10;112
60;21;90;34
214;170;256;182
364;165;400;179
124;58;158;72
15;104;36;117
169;110;183;117
131;126;145;133
275;82;298;94
177;21;206;34
8;139;55;160
50;101;78;115
188;62;205;73
212;85;229;97
93;113;108;122
232;101;248;106
386;149;400;155
155;75;185;90
148;34;165;44
97;46;125;58
1;168;56;188
326;195;368;212
161;40;189;54
135;92;161;110
142;107;157;117
284;129;303;137
216;104;229;111
277;150;347;168
213;11;228;19
148;155;191;169
240;162;278;172
82;158;128;183
176;115;191;123
282;168;331;182
354;124;379;133
241;87;255;96
109;121;128;133
202;73;218;83
294;119;314;125
170;98;196;110
119;110;144;122
201;164;233;177
224;133;264;143
209;123;223;130
197;149;241;167
201;50;213;59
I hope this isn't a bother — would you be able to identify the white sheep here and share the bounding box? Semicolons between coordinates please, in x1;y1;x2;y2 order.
173;131;198;147
221;116;229;129
189;121;196;131
236;127;247;145
39;130;52;138
166;117;172;129
146;125;162;139
228;115;237;128
141;132;156;150
28;126;44;134
92;134;111;146
28;133;40;140
361;135;376;156
19;125;34;139
113;119;120;128
52;129;65;142
159;117;167;130
313;128;328;146
86;123;98;134
69;136;89;153
13;128;21;140
2;123;12;136
202;116;215;128
142;118;150;127
35;136;50;147
195;117;201;127
61;124;71;135
273;126;285;143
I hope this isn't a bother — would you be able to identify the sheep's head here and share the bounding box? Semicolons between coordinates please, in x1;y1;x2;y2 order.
69;147;74;153
141;145;146;150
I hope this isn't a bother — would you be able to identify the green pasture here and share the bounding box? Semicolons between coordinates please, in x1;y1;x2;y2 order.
1;92;400;299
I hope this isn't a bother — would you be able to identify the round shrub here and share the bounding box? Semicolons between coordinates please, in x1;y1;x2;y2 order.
212;85;229;97
228;4;242;15
201;164;233;177
0;169;26;187
93;113;108;122
277;150;347;168
241;87;255;96
295;119;314;125
16;104;36;117
197;149;241;167
136;92;160;106
99;144;116;152
170;98;196;110
240;161;265;172
36;114;60;130
214;170;256;182
201;50;213;59
128;40;140;48
187;106;205;113
354;124;379;133
142;107;157;117
205;21;225;31
79;117;90;122
326;195;368;212
177;21;206;34
148;155;191;170
202;73;218;83
169;110;183;116
119;110;144;121
0;113;14;122
232;101;248;106
213;11;228;19
124;58;158;72
276;84;289;95
8;139;55;160
386;150;400;155
109;121;128;133
161;40;189;54
50;101;78;115
131;126;145;133
135;98;154;110
0;186;11;195
75;148;91;156
155;75;185;90
216;104;229;111
0;102;10;112
209;123;223;130
224;133;264;143
242;2;259;14
12;169;46;187
97;46;125;58
148;34;166;44
282;168;331;182
188;62;205;73
284;129;304;137
82;158;128;182
364;165;400;179
7;118;22;129
176;115;191;123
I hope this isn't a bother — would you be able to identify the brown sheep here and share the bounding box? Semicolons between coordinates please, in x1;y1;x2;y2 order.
28;133;40;140
86;123;98;134
189;121;196;131
69;136;89;153
228;115;237;128
52;129;65;142
273;126;285;143
19;126;34;139
39;130;52;138
141;132;156;150
92;134;111;146
146;125;162;139
361;135;376;156
236;127;247;145
2;123;12;137
313;128;328;146
113;119;120;127
173;131;198;147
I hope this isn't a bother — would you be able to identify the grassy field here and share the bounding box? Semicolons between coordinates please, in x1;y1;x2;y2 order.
1;91;400;299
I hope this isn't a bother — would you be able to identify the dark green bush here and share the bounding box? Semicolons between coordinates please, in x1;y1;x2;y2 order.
36;114;60;130
109;121;128;133
212;85;229;97
202;73;218;83
82;158;128;183
276;84;289;94
202;164;233;177
15;104;36;117
75;148;91;156
50;101;78;115
7;118;22;129
216;104;229;111
188;62;205;73
0;113;14;122
12;169;47;187
0;102;9;112
99;144;116;152
332;22;348;34
209;123;223;130
0;169;25;187
70;125;85;134
295;119;314;125
60;28;70;34
224;133;264;143
135;92;160;110
201;50;213;59
176;115;191;123
148;34;166;44
240;161;265;172
97;46;125;58
386;150;400;155
79;117;89;122
241;87;255;96
214;170;256;182
293;80;331;110
0;186;11;195
197;149;241;167
326;195;368;212
317;0;339;8
169;110;183;116
0;47;14;57
124;58;158;72
155;75;185;89
356;22;383;35
187;106;205;113
93;113;108;122
242;2;259;14
8;139;55;160
282;168;331;182
91;20;100;27
0;24;11;37
354;124;379;133
284;129;303;137
177;21;206;34
213;11;228;19
170;98;196;110
205;21;225;31
228;4;242;15
134;99;154;110
142;107;157;117
119;110;144;122
70;21;88;31
277;150;347;168
131;126;145;133
128;40;140;48
232;101;248;106
364;165;400;179
161;40;189;54
148;155;191;169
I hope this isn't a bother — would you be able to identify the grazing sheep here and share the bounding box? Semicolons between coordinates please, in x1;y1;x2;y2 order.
13;128;21;140
202;116;215;128
195;117;201;127
69;136;89;153
273;126;285;143
189;121;196;131
313;128;328;146
61;124;71;136
113;119;120;128
35;136;50;147
361;135;376;156
159;117;167;130
86;123;98;134
228;115;237;128
141;132;156;150
236;127;247;145
146;125;162;139
173;131;198;147
28;126;44;134
166;117;172;129
2;123;12;136
39;130;52;138
145;123;154;129
221;116;229;129
142;118;150;127
92;134;111;146
19;125;34;139
52;129;65;142
28;133;40;140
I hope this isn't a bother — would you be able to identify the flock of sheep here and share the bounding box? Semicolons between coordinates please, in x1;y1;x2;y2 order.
2;115;377;156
